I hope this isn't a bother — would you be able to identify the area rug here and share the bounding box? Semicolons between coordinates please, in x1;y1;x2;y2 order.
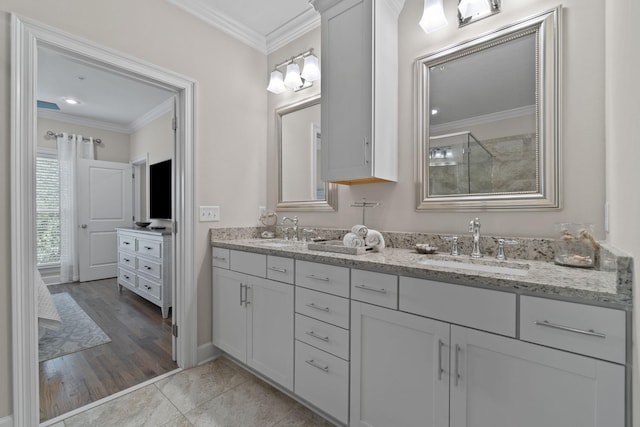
39;293;111;362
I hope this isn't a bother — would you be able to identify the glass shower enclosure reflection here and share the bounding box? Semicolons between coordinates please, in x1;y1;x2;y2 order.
428;131;493;196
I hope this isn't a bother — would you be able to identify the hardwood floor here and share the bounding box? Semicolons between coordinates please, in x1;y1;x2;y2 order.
39;278;177;422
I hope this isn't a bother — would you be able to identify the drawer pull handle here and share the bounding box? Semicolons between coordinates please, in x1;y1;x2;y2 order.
305;303;330;313
305;359;329;372
123;241;130;245
535;320;606;339
305;330;330;342
269;266;287;273
123;258;130;262
306;274;330;282
123;275;130;280
213;256;227;261
354;284;387;294
144;266;152;270
144;246;153;250
144;285;151;290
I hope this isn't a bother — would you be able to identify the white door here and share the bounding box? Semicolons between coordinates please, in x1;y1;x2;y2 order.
450;325;625;427
212;267;247;362
78;159;133;282
247;277;294;390
350;301;450;427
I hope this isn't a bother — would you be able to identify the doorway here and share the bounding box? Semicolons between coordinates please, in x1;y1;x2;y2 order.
11;15;198;426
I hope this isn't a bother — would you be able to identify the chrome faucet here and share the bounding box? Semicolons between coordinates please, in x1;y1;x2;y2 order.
469;217;482;258
281;216;299;241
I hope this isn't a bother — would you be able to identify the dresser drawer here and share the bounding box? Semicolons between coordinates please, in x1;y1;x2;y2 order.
294;340;349;424
267;255;295;284
399;277;516;337
137;238;162;258
118;267;136;288
230;250;266;277
138;276;161;301
351;269;398;309
295;314;349;360
212;247;230;269
296;261;349;298
296;287;349;329
118;251;136;269
137;258;162;280
119;234;136;252
520;296;626;364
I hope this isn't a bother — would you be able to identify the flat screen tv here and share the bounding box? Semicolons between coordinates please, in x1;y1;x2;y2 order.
149;159;172;220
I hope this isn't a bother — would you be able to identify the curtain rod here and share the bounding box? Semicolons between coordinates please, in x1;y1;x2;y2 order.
46;130;103;144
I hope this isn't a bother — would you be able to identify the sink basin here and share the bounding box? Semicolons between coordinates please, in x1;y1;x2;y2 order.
415;258;529;277
253;240;300;248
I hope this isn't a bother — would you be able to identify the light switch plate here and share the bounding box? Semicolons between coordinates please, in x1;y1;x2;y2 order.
200;206;220;222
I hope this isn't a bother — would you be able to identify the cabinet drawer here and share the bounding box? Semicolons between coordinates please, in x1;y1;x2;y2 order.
137;238;161;258
267;255;294;284
118;251;136;269
137;258;162;280
138;276;161;301
295;314;349;360
294;340;349;424
520;296;626;364
296;287;350;329
230;250;266;277
296;261;349;298
400;277;516;337
119;234;136;252
351;269;398;309
118;267;136;288
212;247;230;269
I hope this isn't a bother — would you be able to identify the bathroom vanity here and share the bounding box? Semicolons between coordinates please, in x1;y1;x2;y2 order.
210;235;631;427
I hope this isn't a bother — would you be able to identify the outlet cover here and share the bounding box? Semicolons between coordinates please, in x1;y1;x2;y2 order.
200;206;220;222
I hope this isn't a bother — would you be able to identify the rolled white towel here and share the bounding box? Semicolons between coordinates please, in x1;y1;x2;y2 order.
364;229;385;252
351;224;369;238
343;232;365;247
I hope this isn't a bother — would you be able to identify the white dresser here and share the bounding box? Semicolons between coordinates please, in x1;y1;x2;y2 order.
117;228;172;318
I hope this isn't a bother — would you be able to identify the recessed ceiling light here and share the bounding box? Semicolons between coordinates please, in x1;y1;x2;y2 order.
64;98;79;105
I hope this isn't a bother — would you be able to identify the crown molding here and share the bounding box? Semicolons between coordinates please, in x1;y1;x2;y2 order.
430;105;536;134
129;97;174;131
167;0;319;54
167;0;268;53
37;109;132;133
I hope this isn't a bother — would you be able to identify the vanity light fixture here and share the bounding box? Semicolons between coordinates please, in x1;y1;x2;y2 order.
458;0;500;27
267;48;320;94
419;0;448;34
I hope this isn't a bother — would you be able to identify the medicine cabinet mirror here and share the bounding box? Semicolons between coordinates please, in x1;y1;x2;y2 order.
416;7;560;210
277;95;337;211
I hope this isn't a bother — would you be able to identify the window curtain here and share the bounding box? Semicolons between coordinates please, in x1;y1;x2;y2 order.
57;133;95;283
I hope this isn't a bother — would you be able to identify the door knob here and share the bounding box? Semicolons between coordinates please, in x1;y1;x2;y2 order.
81;224;87;229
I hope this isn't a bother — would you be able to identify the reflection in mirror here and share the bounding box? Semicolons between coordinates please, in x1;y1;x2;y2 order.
416;7;560;210
277;95;337;211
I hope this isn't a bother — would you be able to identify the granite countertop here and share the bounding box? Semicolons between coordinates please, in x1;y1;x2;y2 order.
211;237;632;309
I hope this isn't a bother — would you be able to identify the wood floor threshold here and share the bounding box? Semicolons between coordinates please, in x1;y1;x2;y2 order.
39;367;183;427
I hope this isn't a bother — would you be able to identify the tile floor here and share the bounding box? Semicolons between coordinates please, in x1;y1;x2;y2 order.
49;357;335;427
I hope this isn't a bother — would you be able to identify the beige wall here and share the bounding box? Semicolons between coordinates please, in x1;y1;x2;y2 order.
268;1;606;241
1;0;267;418
37;117;131;162
605;0;640;423
129;111;174;164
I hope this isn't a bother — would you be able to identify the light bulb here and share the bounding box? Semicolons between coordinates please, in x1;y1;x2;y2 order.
419;0;448;34
284;63;303;89
300;54;321;82
267;70;286;94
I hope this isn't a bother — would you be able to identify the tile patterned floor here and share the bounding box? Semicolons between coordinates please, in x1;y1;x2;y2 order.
51;357;335;427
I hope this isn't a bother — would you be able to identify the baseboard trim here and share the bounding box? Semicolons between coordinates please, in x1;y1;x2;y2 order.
0;415;13;427
197;341;221;365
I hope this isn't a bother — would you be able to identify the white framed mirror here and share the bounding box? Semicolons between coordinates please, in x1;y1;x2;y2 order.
416;7;561;210
277;95;337;211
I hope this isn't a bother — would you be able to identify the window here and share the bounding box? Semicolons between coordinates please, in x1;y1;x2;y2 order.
36;152;60;266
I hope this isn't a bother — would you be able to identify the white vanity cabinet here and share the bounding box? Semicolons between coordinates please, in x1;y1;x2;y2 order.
311;0;402;184
450;325;625;427
212;250;294;390
117;228;172;318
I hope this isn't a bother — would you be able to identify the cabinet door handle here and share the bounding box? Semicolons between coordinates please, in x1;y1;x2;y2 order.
306;274;330;282
213;256;227;261
244;285;251;306
269;266;287;273
239;283;245;306
305;302;330;313
305;330;330;342
534;320;606;339
437;339;444;381
305;359;329;373
363;137;370;165
354;284;386;294
454;344;461;387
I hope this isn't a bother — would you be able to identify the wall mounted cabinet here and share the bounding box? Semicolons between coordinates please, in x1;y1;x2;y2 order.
311;0;403;184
